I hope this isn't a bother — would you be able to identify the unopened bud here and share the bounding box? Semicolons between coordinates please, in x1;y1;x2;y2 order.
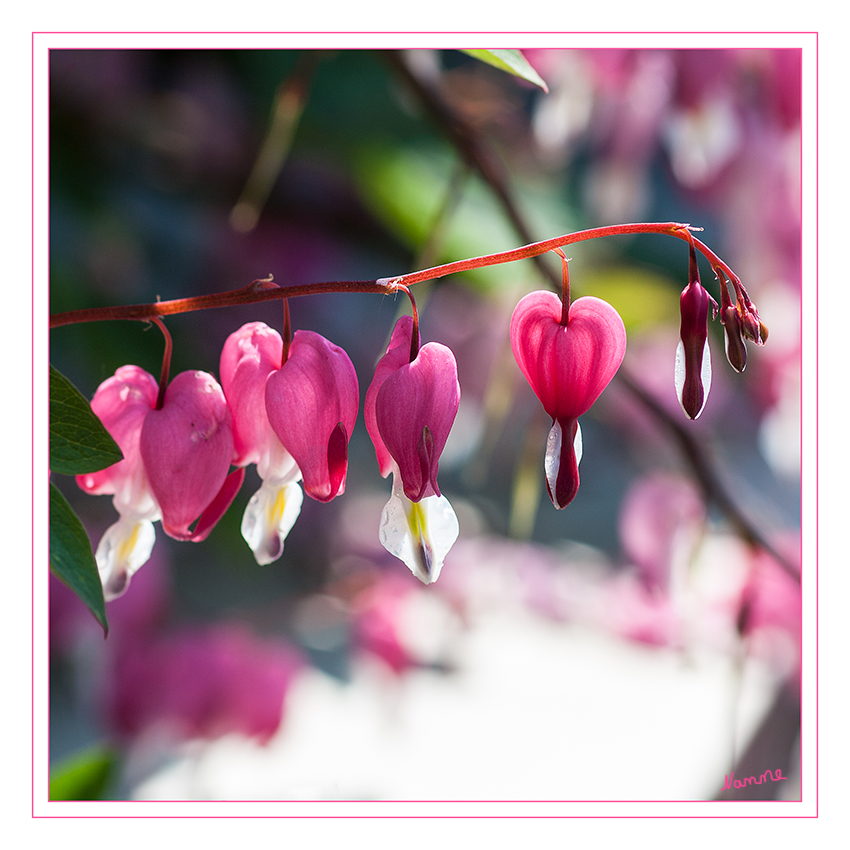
721;305;748;373
740;308;767;345
675;279;712;420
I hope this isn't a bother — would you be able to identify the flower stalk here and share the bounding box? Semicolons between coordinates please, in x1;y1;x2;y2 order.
50;223;746;330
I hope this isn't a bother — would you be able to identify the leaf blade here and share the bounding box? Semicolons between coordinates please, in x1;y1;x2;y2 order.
49;481;108;634
460;49;549;92
50;365;122;476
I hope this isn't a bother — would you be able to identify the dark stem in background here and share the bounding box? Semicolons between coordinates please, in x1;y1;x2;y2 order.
229;51;321;234
618;369;799;583
380;50;563;293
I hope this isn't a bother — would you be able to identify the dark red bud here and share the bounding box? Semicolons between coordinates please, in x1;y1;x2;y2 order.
740;308;767;345
676;281;712;419
721;305;748;373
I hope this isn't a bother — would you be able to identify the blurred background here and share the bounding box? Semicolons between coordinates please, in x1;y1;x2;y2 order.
48;47;802;801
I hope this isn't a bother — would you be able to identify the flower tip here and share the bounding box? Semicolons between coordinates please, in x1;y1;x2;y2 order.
544;419;582;509
379;470;459;584
675;338;711;420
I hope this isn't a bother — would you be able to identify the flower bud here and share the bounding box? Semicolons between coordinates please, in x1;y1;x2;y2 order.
721;305;748;373
675;279;712;419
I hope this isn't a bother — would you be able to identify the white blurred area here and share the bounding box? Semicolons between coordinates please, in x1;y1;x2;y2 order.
127;529;799;802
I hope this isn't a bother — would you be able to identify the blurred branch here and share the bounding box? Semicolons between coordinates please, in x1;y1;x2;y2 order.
388;47;798;583
229;51;321;233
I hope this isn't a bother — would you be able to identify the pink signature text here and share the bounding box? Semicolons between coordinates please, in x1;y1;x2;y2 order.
723;769;785;791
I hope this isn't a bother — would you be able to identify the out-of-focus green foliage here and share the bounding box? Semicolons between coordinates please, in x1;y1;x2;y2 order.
49;745;118;800
578;267;680;333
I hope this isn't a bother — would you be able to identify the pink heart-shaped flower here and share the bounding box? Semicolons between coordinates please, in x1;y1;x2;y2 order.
510;292;626;508
264;330;359;503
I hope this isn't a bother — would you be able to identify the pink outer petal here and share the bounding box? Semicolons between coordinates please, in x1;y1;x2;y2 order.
140;370;235;540
220;322;283;467
76;365;160;517
364;316;415;478
510;292;626;421
375;342;460;502
188;467;246;542
264;330;359;503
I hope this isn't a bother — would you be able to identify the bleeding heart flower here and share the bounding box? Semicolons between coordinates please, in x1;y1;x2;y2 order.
265;330;359;503
511;291;626;509
77;366;243;599
369;316;460;502
220;322;303;565
140;370;244;542
76;366;162;600
365;315;461;583
364;316;414;480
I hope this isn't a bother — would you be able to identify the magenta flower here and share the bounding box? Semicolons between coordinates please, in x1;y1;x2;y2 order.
265;330;359;503
77;366;242;598
369;316;460;502
618;472;706;593
511;291;626;508
107;623;303;744
364;316;413;480
76;365;162;600
140;370;244;542
220;322;303;564
365;315;461;583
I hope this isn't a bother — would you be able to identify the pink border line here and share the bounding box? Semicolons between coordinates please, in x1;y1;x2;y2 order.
36;31;816;818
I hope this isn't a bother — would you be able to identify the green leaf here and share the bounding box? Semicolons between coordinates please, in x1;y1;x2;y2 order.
50;364;122;476
49;745;118;800
460;50;549;92
50;482;108;634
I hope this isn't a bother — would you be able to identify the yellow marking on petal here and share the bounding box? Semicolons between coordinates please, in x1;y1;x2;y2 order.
267;486;288;529
116;522;141;564
405;500;433;579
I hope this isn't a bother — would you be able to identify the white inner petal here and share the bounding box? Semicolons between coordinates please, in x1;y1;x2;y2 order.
241;478;304;565
700;338;712;406
95;516;157;601
574;420;583;467
544;420;563;500
674;339;686;405
379;469;459;584
544;420;582;504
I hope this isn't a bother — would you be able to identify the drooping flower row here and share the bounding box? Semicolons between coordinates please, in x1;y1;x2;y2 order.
77;316;461;599
77;245;764;600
